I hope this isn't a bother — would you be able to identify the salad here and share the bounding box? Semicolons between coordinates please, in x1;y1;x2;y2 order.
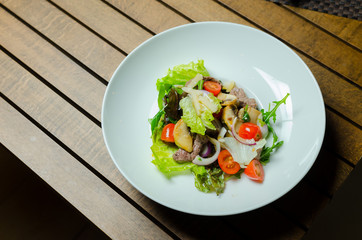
149;60;289;195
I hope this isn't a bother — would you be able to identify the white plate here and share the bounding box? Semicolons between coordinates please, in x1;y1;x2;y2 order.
102;22;325;216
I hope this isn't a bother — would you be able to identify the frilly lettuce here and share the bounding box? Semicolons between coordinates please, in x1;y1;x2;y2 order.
191;165;225;195
179;96;205;135
156;60;209;109
179;89;221;135
150;114;194;177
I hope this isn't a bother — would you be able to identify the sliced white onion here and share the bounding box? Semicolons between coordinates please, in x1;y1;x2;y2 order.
231;118;256;146
217;127;227;140
257;114;269;138
185;73;203;89
192;137;220;166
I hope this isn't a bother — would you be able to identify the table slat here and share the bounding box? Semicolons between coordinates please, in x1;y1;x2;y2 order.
285;5;362;50
50;0;152;53
2;0;125;81
0;99;172;240
104;0;189;33
0;7;104;121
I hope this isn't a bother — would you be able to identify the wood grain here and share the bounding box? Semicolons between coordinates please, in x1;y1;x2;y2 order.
0;99;172;240
50;0;152;53
285;5;362;50
324;110;362;165
218;0;362;85
104;0;189;33
2;0;125;81
0;7;105;121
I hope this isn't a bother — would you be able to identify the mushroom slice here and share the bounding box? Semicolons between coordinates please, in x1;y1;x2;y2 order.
238;106;261;124
221;105;236;130
217;93;237;106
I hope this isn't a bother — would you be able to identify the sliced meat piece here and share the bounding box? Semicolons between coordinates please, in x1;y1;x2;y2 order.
230;87;258;109
173;134;209;162
173;148;192;162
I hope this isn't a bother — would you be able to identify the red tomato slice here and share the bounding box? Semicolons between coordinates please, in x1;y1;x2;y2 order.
238;122;262;141
203;81;222;96
244;159;264;182
218;150;241;174
161;123;175;143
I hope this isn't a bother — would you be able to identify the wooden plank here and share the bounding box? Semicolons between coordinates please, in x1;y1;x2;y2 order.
0;47;243;240
104;0;188;33
285;6;362;50
324;110;362;165
0;99;172;240
50;0;152;53
301;56;362;126
162;0;361;126
2;0;125;81
0;7;105;121
218;0;362;85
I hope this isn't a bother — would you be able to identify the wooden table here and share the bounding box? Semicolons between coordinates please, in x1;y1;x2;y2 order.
0;0;361;239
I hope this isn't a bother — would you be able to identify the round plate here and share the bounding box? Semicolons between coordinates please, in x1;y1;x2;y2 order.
102;22;325;216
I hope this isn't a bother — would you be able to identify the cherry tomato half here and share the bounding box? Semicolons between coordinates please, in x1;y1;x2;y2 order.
244;159;264;182
203;81;222;96
238;122;262;141
218;150;241;175
161;123;175;143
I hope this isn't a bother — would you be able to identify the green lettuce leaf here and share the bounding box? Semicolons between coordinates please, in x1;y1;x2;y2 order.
191;166;225;195
200;106;216;130
156;60;209;109
179;96;206;135
150;114;194;177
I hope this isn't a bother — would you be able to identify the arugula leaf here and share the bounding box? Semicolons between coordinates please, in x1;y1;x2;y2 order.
260;123;284;164
259;93;289;163
262;93;290;124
